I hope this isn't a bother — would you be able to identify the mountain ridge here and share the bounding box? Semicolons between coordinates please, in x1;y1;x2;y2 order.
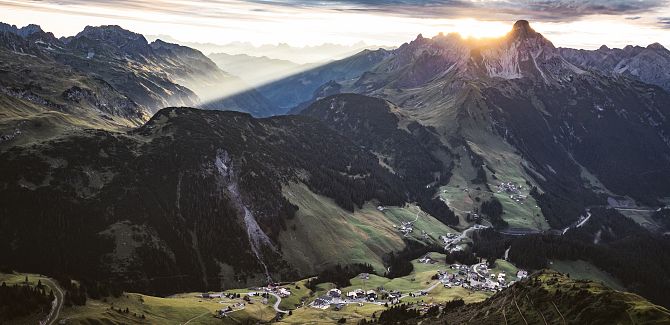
0;22;278;147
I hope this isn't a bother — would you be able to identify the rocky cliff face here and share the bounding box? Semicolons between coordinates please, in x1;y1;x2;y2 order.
560;42;670;92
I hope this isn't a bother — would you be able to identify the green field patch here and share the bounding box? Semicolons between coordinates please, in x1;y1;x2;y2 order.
279;183;454;275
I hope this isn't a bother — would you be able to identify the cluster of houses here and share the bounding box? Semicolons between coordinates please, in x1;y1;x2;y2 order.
441;225;488;253
344;289;379;301
438;264;506;292
258;283;292;298
393;220;415;237
498;182;522;194
306;260;530;313
440;233;465;253
276;287;291;298
216;302;246;318
311;295;335;309
310;285;388;310
437;263;529;293
497;182;527;203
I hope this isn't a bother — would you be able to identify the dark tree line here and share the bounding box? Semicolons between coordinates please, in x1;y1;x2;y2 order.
444;249;479;266
0;280;53;322
652;208;670;231
480;197;508;229
384;241;442;278
306;264;375;290
374;304;420;324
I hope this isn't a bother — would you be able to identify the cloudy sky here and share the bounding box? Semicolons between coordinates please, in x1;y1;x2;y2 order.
0;0;669;49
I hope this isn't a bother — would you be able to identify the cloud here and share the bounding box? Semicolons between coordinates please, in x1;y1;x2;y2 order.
626;16;643;20
4;0;667;23
248;0;668;21
659;17;670;28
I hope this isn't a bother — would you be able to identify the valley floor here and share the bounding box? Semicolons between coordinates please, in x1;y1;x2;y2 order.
3;254;526;324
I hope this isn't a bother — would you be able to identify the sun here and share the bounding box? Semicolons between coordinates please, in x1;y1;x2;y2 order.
450;19;512;39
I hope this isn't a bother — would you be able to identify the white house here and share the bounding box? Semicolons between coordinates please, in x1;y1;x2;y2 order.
517;270;528;279
277;288;291;297
328;288;342;298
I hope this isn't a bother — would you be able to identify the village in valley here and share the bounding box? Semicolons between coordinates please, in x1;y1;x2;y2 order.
200;201;530;323
199;251;528;323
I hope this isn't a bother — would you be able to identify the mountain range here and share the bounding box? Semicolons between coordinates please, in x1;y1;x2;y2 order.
147;34;392;64
0;22;277;146
560;42;670;92
2;19;670;323
291;20;670;230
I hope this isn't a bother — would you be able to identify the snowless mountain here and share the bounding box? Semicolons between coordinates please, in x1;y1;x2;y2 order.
287;20;670;231
0;22;276;146
2;18;670;318
560;42;670;92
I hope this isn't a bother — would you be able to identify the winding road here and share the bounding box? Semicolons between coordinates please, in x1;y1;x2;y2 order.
40;278;64;325
267;292;289;314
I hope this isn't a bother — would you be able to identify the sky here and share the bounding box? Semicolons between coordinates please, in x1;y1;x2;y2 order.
0;0;669;50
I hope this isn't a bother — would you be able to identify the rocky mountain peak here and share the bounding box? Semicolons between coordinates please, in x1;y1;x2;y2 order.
76;25;148;46
511;20;536;38
504;20;554;51
72;25;153;57
0;22;44;38
17;24;44;37
409;33;430;46
647;42;667;51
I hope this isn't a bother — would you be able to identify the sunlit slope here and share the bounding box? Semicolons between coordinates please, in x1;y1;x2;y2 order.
424;270;670;324
279;182;455;274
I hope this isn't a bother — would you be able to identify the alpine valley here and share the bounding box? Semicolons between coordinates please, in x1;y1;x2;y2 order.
1;17;670;325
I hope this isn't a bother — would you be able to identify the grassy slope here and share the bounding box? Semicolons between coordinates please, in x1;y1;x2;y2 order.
429;270;670;325
381;205;458;243
275;278;314;310
13;262;658;324
489;259;520;283
0;94;135;149
467;137;549;231
341;253;490;300
59;291;277;324
278;254;490;323
5;254;487;324
278;183;455;275
550;259;625;291
377;81;550;231
0;48;143;148
278;303;385;324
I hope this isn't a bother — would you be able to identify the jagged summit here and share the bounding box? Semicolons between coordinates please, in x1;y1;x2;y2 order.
0;22;44;37
71;24;153;57
76;25;148;45
510;19;537;38
648;42;667;50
